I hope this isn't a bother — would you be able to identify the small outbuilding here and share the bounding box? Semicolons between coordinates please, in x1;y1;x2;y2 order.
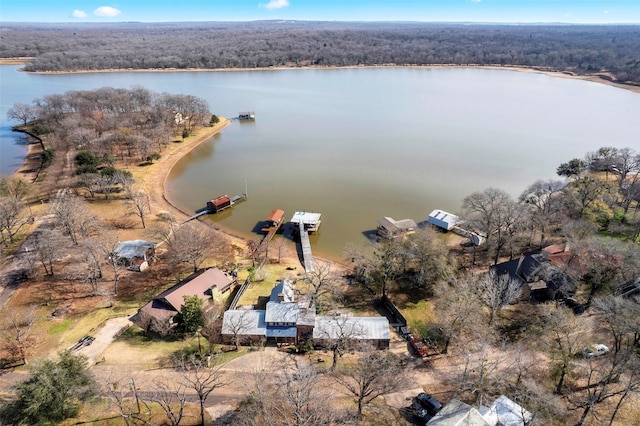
112;240;156;271
428;209;459;231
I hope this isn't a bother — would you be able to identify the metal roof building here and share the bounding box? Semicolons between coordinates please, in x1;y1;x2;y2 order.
313;316;390;348
428;209;460;231
221;310;266;337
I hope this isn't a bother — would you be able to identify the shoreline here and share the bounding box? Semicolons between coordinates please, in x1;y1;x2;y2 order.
2;59;638;94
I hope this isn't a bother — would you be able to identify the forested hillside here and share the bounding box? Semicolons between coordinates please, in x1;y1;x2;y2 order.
1;21;639;84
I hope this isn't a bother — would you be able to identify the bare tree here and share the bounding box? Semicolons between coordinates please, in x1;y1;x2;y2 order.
432;275;485;354
315;315;365;369
81;238;104;295
456;344;505;406
51;192;99;245
150;380;188;426
477;270;522;325
99;235;124;295
166;222;215;273
222;310;254;350
302;260;340;308
462;187;522;265
519;179;567;246
174;354;228;426
332;343;405;418
271;237;290;264
33;228;64;277
126;189;151;229
102;375;149;426
0;306;38;365
539;304;587;395
0;196;25;246
237;357;342;426
7;102;36;126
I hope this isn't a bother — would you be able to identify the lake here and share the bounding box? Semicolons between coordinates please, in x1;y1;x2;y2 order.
2;65;639;259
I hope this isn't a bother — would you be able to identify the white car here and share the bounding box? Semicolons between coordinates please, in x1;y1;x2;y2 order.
583;344;610;358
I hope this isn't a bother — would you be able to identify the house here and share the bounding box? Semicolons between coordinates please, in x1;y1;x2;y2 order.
220;309;266;345
377;217;417;239
478;395;533;426
221;280;389;348
112;240;156;271
131;267;237;334
491;248;573;302
428;209;459;231
313;315;390;349
428;396;532;426
427;399;490;425
222;280;304;346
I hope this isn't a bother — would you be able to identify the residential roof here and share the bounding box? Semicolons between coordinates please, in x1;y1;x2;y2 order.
297;306;316;327
113;240;155;260
265;326;298;338
313;316;389;341
427;399;490;426
265;301;299;324
221;310;266;336
478;395;533;426
269;280;294;303
158;268;234;312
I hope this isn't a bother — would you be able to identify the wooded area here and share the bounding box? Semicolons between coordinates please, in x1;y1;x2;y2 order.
1;21;640;84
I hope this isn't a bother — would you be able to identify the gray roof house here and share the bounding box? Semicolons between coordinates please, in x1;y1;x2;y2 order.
221;280;389;348
113;240;156;271
313;315;390;349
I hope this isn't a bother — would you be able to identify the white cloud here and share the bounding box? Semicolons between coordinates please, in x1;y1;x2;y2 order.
94;6;122;17
72;9;87;18
603;10;609;14
263;0;290;10
470;0;481;3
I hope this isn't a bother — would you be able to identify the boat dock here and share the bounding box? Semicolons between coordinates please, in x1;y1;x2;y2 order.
298;222;315;272
253;209;285;257
290;212;321;272
238;111;255;120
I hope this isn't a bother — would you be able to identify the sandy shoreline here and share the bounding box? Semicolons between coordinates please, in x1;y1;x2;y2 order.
2;58;638;94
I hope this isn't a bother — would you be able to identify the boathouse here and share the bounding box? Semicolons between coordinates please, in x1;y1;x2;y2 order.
377;217;417;239
207;195;232;213
263;209;285;231
291;211;322;233
428;209;459;231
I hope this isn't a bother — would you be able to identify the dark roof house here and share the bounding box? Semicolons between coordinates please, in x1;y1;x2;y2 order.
491;248;574;302
131;267;236;334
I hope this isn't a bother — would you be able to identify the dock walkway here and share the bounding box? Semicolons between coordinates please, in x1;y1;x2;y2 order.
298;220;315;272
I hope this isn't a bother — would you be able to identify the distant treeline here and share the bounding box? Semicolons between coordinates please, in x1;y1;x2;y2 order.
1;21;640;84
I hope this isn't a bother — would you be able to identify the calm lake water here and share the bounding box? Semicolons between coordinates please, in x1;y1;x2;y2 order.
2;65;639;259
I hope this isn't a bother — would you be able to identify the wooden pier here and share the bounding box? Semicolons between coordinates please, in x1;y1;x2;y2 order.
254;209;285;257
298;221;315;272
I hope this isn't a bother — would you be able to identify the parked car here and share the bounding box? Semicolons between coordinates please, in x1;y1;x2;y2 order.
410;399;433;424
416;392;443;415
409;338;426;357
583;343;610;358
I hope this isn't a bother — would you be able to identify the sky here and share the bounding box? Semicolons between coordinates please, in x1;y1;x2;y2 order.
1;0;639;24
